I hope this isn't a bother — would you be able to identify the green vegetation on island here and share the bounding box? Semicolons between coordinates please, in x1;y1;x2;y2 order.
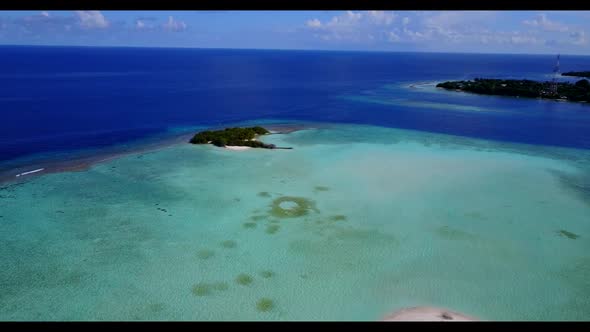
436;78;590;103
190;126;270;147
189;126;293;149
562;71;590;78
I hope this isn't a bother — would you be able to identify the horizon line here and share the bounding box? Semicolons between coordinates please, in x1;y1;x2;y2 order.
0;44;587;57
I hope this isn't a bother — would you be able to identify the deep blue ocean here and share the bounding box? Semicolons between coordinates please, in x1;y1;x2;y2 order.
1;46;590;166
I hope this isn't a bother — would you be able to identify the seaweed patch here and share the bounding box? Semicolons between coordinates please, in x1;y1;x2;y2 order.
213;282;229;291
191;282;213;296
191;281;229;296
196;249;215;260
329;215;347;221
266;224;280;234
557;229;580;240
148;303;165;313
221;240;237;248
243;222;257;229
313;186;330;192
256;298;274;312
435;225;477;241
236;273;254;286
250;215;267;221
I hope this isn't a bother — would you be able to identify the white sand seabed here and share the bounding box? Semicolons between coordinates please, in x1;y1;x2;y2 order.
224;146;252;151
382;307;479;321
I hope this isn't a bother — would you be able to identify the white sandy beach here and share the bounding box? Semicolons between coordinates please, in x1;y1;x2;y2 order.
382;307;478;321
224;146;252;150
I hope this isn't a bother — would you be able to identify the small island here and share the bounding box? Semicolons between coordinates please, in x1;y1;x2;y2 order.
189;126;292;149
562;71;590;78
436;78;590;103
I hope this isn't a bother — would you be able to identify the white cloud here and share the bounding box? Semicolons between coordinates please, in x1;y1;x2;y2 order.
403;12;551;47
388;30;401;42
75;11;109;29
510;34;539;45
23;11;62;24
414;11;498;43
132;17;160;31
423;11;495;30
521;13;588;47
366;11;396;25
470;30;543;46
342;10;362;24
523;14;568;32
320;10;362;30
10;11;77;35
302;11;590;52
402;27;430;41
4;11;187;35
304;11;396;43
306;11;498;46
570;30;587;45
162;16;187;32
306;18;321;29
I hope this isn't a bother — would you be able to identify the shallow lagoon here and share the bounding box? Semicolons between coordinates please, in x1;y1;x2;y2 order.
1;123;589;321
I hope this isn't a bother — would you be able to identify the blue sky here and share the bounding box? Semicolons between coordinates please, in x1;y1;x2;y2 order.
0;11;589;55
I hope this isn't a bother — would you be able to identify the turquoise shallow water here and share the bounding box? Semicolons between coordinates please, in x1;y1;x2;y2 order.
1;123;590;321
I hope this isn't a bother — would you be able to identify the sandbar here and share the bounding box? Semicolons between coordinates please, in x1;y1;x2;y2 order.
382;306;478;321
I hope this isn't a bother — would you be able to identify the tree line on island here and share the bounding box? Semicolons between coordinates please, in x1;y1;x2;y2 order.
562;71;590;78
436;77;590;103
189;126;292;149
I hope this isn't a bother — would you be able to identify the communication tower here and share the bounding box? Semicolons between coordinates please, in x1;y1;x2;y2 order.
549;54;560;95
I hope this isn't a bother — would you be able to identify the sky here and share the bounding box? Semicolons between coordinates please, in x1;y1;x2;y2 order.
0;10;589;55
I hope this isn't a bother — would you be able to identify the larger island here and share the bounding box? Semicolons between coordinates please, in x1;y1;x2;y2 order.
189;126;292;149
562;71;590;78
436;78;590;103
